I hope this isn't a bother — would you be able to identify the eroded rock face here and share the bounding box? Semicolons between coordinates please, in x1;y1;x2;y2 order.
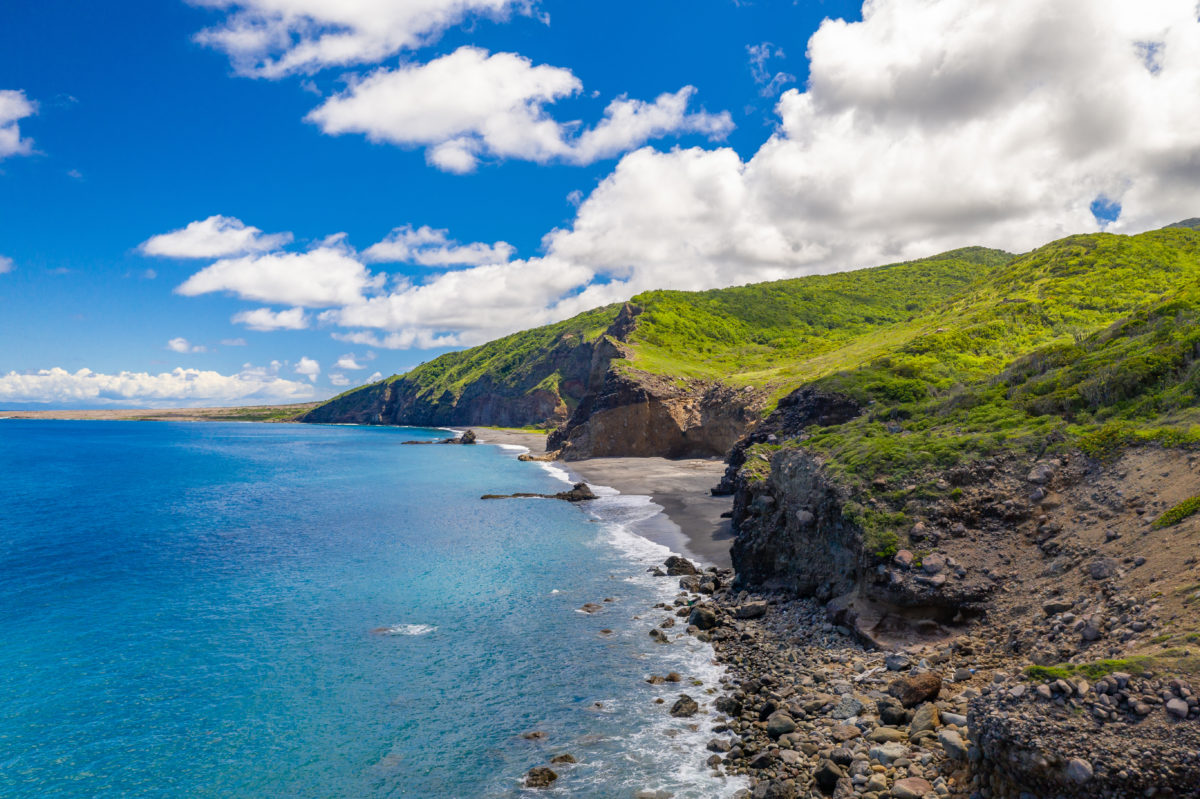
550;370;761;460
730;448;863;598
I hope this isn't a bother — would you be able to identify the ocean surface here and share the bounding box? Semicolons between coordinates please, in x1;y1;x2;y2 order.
0;421;744;798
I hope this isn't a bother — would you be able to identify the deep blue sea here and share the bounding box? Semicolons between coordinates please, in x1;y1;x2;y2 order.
0;421;744;798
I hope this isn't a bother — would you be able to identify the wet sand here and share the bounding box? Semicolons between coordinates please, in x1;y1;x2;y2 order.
474;428;735;568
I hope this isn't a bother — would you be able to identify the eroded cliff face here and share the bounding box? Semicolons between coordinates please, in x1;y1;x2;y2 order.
730;448;863;597
299;327;602;429
548;372;761;460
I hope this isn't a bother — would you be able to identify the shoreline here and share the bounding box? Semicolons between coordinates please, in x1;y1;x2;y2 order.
473;427;735;569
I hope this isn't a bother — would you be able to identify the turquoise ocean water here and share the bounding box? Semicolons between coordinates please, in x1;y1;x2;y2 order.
0;421;744;798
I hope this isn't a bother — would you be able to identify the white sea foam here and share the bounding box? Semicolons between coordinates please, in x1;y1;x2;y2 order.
375;624;436;636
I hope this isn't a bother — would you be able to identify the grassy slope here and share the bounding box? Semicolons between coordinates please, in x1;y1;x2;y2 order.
624;247;1012;398
797;228;1200;484
311;227;1200;474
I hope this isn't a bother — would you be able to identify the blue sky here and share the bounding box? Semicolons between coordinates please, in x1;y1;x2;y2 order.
2;0;1198;407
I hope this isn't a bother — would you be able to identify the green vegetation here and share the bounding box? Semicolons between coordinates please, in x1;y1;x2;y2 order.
1025;649;1200;681
311;224;1200;481
1025;658;1149;682
1153;495;1200;528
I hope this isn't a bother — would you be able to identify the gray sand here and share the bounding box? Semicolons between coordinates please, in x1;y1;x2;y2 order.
473;428;735;568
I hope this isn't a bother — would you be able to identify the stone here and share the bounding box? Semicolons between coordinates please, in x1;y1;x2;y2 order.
1087;558;1118;580
814;759;844;793
688;605;719;630
664;556;699;575
892;777;933;799
885;653;912;671
829;696;864;719
735;601;768;620
831;723;861;741
767;711;797;738
894;550;915;569
1043;599;1074;615
865;773;889;793
1027;463;1056;484
525;767;558;788
1065;758;1093;784
707;737;731;753
1167;697;1190;718
923;554;947;575
1080;615;1103;641
1035;684;1052;700
870;742;908;766
458;429;477;444
549;753;576;764
753;780;797;799
868;727;908;743
909;703;939;735
938;729;968;760
796;509;815;526
877;697;910;726
889;672;943;707
669;694;699;717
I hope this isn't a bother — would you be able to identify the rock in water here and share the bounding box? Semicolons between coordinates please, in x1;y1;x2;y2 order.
888;672;942;707
669;694;699;717
664;555;699;575
458;429;477;444
549;753;576;764
524;766;558;788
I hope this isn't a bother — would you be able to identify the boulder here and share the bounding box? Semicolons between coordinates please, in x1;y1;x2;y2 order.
767;711;797;738
814;759;844;793
549;753;576;764
888;672;943;707
735;601;768;619
938;729;968;760
908;702;939;735
664;556;699;576
1065;758;1093;784
1027;462;1057;484
1086;558;1118;580
688;605;719;630
669;694;699;717
458;429;477;444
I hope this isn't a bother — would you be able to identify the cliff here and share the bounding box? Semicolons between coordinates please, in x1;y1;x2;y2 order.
303;246;1012;457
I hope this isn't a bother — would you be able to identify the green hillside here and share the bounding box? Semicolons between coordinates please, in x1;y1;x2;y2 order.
790;228;1200;484
308;225;1200;476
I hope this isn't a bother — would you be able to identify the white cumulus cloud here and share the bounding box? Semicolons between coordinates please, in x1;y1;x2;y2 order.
306;47;732;172
140;215;293;259
363;225;515;266
329;373;351;386
0;255;14;274
334;353;366;370
192;0;532;78
177;240;382;307
0;366;316;407
167;337;208;353
0;90;36;160
231;306;309;331
294;356;320;382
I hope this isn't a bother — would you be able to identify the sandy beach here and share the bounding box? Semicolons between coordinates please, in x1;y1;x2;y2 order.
474;428;735;568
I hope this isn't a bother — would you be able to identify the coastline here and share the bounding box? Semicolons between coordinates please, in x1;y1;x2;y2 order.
473;427;735;569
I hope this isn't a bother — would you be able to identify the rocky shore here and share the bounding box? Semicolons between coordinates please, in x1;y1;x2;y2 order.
634;556;1200;799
